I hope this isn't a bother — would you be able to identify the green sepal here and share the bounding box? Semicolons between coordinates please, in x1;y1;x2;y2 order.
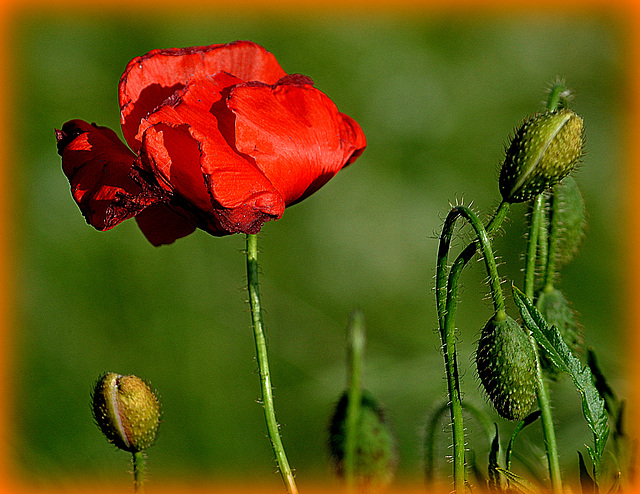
476;313;537;421
499;109;584;203
91;373;161;453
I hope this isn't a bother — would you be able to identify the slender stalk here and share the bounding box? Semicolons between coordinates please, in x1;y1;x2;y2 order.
435;201;510;492
544;189;560;289
532;79;566;493
532;338;563;494
524;194;545;299
245;234;298;494
546;80;569;112
524;195;562;493
132;451;145;493
344;310;366;491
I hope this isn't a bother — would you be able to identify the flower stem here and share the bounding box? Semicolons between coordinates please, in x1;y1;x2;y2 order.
245;234;298;494
344;309;365;491
524;194;545;299
543;189;560;289
532;336;563;494
435;200;510;493
546;80;570;112
132;451;145;493
524;195;562;493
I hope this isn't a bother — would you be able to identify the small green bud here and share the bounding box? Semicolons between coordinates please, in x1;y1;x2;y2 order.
92;373;161;453
476;314;537;421
536;287;583;380
328;390;396;489
499;109;584;203
550;176;587;268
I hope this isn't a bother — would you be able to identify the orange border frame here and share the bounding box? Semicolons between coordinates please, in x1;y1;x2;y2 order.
0;0;639;492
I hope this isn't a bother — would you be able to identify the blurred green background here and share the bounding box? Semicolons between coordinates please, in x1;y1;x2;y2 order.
10;4;631;490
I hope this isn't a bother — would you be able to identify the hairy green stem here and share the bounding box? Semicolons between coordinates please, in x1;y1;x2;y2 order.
524;194;545;299
344;309;366;490
547;81;569;112
524;196;562;493
544;189;560;289
132;451;145;493
246;234;298;494
435;200;510;492
424;400;495;482
532;337;563;494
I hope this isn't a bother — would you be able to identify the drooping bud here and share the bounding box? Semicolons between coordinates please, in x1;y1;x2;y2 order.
92;373;161;453
328;390;396;489
536;287;583;380
499;109;584;203
476;314;537;421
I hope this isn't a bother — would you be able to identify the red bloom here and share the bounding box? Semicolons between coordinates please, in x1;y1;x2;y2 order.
56;41;366;245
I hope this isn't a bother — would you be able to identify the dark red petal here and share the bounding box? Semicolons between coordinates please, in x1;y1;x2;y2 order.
134;203;196;246
227;83;367;205
119;41;287;152
139;74;285;235
56;119;159;230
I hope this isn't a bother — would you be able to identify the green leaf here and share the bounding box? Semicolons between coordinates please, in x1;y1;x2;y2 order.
512;285;609;482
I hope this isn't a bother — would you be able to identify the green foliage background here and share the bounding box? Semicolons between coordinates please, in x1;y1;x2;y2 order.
10;5;631;490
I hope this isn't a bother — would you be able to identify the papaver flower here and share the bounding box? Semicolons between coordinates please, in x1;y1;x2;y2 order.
56;41;366;245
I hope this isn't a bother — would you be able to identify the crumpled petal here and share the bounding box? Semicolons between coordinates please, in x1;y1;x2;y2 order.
58;41;367;245
134;203;196;246
119;40;287;152
56;119;161;230
138;73;285;235
228;77;367;205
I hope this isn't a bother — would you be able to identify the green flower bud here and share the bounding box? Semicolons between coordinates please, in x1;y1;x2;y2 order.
536;287;583;380
476;314;537;421
92;373;161;453
328;390;397;489
550;176;587;268
499;109;584;203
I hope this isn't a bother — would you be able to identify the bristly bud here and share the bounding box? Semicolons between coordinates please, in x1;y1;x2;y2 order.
499;109;584;203
550;176;587;268
92;373;161;453
536;287;583;380
328;390;397;489
476;314;537;421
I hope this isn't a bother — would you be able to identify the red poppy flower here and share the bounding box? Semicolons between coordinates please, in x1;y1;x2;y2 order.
56;41;366;245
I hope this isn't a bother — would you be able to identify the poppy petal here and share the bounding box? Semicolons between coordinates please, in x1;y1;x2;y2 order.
56;119;159;230
139;74;285;235
227;81;367;205
119;41;287;152
134;203;196;246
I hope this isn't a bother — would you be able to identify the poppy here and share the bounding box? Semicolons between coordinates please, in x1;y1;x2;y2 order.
56;41;366;245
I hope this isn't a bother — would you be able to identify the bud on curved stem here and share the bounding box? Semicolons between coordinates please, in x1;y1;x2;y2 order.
476;314;537;421
434;202;510;493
